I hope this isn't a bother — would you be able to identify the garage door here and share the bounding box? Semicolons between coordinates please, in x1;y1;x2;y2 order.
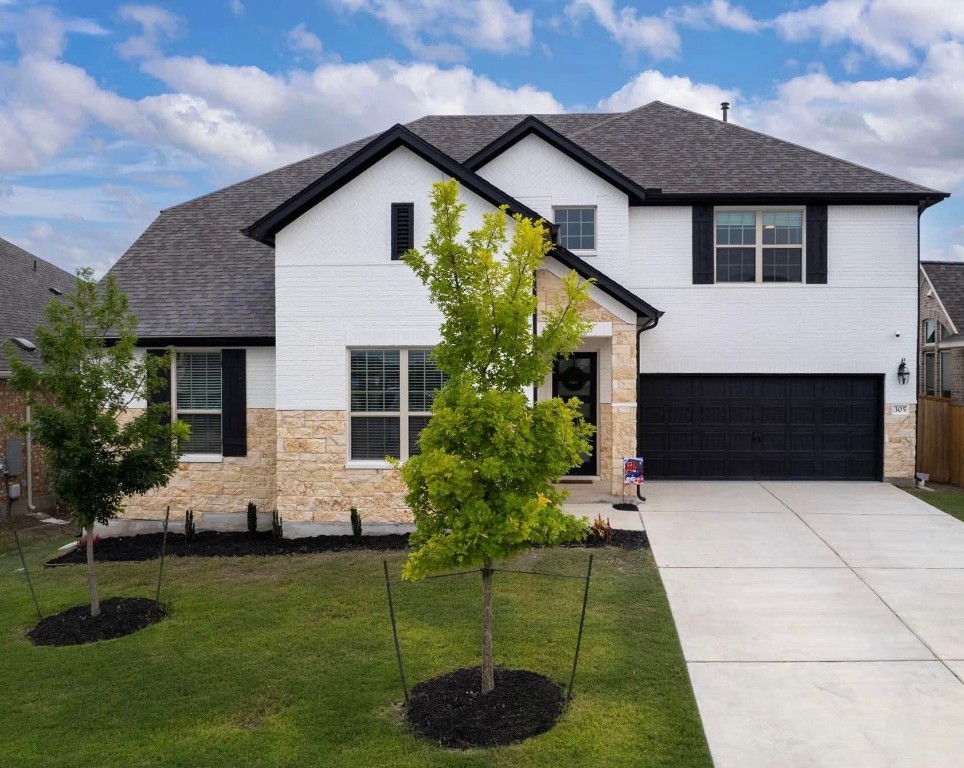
638;375;883;480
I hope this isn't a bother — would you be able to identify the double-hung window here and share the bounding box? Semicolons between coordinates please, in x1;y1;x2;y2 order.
554;207;596;251
349;349;447;462
175;351;222;454
715;209;804;283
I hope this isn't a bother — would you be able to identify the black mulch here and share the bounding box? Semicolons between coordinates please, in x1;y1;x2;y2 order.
571;528;649;549
46;530;411;566
406;667;566;748
28;597;165;647
47;527;648;565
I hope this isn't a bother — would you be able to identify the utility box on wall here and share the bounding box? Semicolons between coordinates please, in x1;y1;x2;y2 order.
4;437;24;477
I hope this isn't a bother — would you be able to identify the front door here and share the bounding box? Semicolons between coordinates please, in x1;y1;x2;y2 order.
553;353;597;476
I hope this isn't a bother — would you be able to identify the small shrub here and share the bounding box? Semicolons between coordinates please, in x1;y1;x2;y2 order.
185;509;196;543
272;510;283;540
247;501;258;535
589;515;613;544
350;506;362;539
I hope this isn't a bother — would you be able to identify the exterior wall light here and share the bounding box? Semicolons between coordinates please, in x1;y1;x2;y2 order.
897;357;910;385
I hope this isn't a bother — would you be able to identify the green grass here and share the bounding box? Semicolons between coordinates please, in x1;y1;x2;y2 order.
905;485;964;523
0;539;710;768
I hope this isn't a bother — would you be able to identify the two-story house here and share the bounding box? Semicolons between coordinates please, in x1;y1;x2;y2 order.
106;101;948;531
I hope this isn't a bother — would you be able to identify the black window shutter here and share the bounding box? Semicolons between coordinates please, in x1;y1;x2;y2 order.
692;205;714;284
391;203;414;260
221;349;247;457
146;349;171;426
806;205;828;284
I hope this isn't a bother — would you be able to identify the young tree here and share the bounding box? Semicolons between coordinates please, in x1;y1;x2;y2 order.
6;269;187;617
399;180;594;694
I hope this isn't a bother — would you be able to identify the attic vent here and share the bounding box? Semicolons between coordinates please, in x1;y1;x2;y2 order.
11;338;36;351
49;287;63;296
391;202;414;261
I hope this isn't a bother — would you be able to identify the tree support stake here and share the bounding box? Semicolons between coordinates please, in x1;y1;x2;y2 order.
566;554;593;701
384;560;409;704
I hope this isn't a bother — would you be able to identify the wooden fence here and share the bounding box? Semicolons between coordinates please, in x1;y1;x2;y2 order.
917;395;964;486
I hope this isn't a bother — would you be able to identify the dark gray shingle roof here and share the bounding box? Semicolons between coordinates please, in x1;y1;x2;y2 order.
109;101;946;339
0;238;76;374
922;261;964;331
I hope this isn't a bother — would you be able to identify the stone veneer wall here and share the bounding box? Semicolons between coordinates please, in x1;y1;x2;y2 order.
536;269;638;497
884;403;916;479
120;408;276;520
276;410;410;523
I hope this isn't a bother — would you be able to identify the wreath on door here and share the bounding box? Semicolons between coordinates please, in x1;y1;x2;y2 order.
559;364;590;392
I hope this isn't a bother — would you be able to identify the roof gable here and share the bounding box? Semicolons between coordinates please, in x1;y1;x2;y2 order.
922;261;964;332
464;115;654;204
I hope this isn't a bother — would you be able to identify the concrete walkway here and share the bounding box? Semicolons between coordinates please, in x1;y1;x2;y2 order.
642;481;964;768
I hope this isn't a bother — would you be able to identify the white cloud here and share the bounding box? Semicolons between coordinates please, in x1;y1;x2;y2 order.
329;0;533;58
599;70;737;115
116;4;182;60
229;0;245;16
674;0;763;33
286;22;323;58
567;0;681;59
773;0;964;68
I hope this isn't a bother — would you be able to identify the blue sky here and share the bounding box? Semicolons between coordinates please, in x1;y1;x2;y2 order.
1;0;962;275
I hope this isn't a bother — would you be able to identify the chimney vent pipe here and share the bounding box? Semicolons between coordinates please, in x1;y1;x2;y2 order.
721;102;730;122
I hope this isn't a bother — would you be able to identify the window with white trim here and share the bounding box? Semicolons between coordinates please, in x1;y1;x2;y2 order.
175;351;222;454
349;349;447;462
924;318;937;345
715;209;804;283
941;350;953;398
554;207;596;251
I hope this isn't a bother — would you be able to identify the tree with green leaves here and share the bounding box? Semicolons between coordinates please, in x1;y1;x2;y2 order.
6;269;187;618
399;180;594;694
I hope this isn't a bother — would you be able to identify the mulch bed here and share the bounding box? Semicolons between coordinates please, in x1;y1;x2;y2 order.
47;530;411;565
406;666;566;748
28;597;165;647
47;528;648;565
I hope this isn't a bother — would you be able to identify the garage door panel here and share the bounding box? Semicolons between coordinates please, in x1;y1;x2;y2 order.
638;374;882;480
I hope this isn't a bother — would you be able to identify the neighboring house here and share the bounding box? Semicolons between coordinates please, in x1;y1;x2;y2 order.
919;261;964;402
106;101;948;531
0;237;76;513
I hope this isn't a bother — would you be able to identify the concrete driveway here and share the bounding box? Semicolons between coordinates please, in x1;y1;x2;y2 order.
642;481;964;768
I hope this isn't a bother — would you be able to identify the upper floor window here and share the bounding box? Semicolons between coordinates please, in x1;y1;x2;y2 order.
349;349;448;462
554;207;595;251
924;318;936;345
715;209;804;283
175;351;222;454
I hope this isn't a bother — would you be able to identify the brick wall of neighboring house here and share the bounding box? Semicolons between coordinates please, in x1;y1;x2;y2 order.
0;379;55;513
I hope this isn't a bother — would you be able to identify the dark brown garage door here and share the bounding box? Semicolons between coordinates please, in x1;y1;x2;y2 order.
638;375;883;480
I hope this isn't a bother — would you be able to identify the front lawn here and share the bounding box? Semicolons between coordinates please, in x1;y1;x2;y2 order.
905;485;964;523
0;538;711;768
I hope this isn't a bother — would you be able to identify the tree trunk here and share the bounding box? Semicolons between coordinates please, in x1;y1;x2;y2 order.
85;527;101;618
481;558;494;694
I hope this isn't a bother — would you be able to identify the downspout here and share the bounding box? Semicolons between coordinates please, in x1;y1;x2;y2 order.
635;312;662;462
26;404;35;512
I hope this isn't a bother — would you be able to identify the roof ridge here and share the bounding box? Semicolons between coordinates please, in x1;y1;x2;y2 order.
0;236;74;280
567;100;668;137
645;101;947;197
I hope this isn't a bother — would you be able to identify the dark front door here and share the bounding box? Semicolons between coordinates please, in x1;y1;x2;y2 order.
553;353;597;476
638;374;883;480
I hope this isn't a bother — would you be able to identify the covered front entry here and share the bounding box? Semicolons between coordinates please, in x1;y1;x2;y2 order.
553;353;597;475
638;374;883;480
